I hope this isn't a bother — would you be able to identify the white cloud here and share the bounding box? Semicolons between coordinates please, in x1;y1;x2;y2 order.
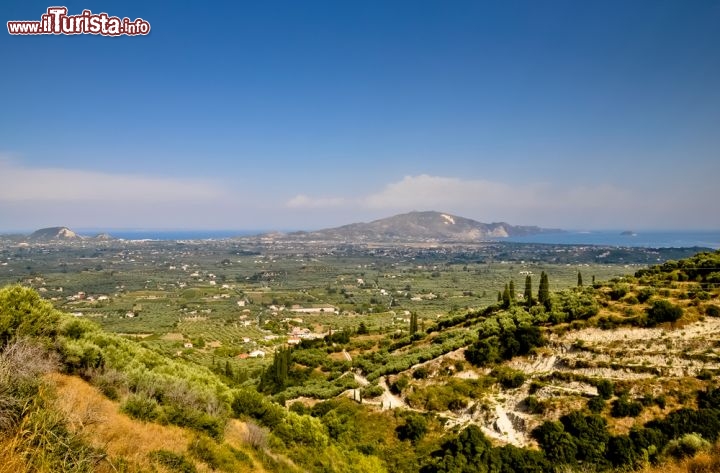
284;174;713;229
287;194;347;208
0;158;226;203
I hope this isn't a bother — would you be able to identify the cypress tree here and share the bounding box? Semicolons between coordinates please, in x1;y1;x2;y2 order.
509;280;516;303
502;283;511;308
410;312;418;335
271;346;290;389
524;275;533;307
538;271;551;310
577;272;583;287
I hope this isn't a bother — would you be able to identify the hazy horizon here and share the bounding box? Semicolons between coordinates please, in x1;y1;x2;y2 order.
4;212;720;236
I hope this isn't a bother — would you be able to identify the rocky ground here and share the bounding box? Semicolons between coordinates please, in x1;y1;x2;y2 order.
340;317;720;447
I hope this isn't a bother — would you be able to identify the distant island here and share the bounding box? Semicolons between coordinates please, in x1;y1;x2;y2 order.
620;230;638;237
10;213;563;244
26;227;113;242
264;211;564;243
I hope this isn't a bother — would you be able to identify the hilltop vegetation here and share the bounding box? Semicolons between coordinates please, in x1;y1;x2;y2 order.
1;248;720;472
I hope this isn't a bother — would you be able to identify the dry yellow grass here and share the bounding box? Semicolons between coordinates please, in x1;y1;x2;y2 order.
46;373;271;473
640;450;720;473
48;372;198;472
0;439;28;473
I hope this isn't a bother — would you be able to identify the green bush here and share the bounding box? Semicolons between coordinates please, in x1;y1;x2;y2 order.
587;396;605;413
361;384;384;398
646;300;683;326
413;367;429;379
188;435;238;472
596;379;614;399
611;396;643;418
664;433;710;459
492;367;526;389
0;285;61;346
609;284;629;301
637;287;656;303
391;376;410;394
149;450;197;473
524;395;546;414
163;404;225;439
121;393;160;422
396;413;428;443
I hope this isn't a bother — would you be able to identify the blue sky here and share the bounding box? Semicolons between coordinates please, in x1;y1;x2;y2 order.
1;0;719;231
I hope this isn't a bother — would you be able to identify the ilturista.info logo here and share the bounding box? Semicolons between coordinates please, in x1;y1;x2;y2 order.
7;7;150;36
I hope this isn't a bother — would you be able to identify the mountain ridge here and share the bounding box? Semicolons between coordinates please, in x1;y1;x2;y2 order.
28;226;82;241
285;211;563;242
26;227;114;241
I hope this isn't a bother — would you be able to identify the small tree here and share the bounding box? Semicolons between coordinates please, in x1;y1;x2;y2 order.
537;272;551;310
0;285;60;346
502;284;511;309
577;272;583;287
523;275;533;307
646;300;683;326
396;413;428;443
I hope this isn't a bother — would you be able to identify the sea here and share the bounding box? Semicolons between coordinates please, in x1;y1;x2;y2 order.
79;230;261;241
505;231;720;249
78;229;720;250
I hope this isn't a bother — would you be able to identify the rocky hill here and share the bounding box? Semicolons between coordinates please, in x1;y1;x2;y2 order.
289;211;562;242
28;226;82;241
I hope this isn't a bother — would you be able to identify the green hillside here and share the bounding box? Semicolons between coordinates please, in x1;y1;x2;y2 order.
1;250;720;472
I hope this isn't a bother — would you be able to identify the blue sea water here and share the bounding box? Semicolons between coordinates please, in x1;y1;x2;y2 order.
77;229;720;249
79;230;261;240
505;231;720;249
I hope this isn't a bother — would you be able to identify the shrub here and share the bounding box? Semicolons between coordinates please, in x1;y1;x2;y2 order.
243;422;269;449
492;367;526;389
391;376;410;394
396;413;428;443
596;379;614;399
524;395;546;414
150;450;197;473
531;421;577;464
413;367;429;379
665;433;711;459
188;435;238;472
163;404;225;439
588;396;605;413
611;396;643;418
0;286;61;346
609;284;629;301
361;384;384;398
646;300;683;326
637;287;656;303
121;393;160;422
623;295;639;305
